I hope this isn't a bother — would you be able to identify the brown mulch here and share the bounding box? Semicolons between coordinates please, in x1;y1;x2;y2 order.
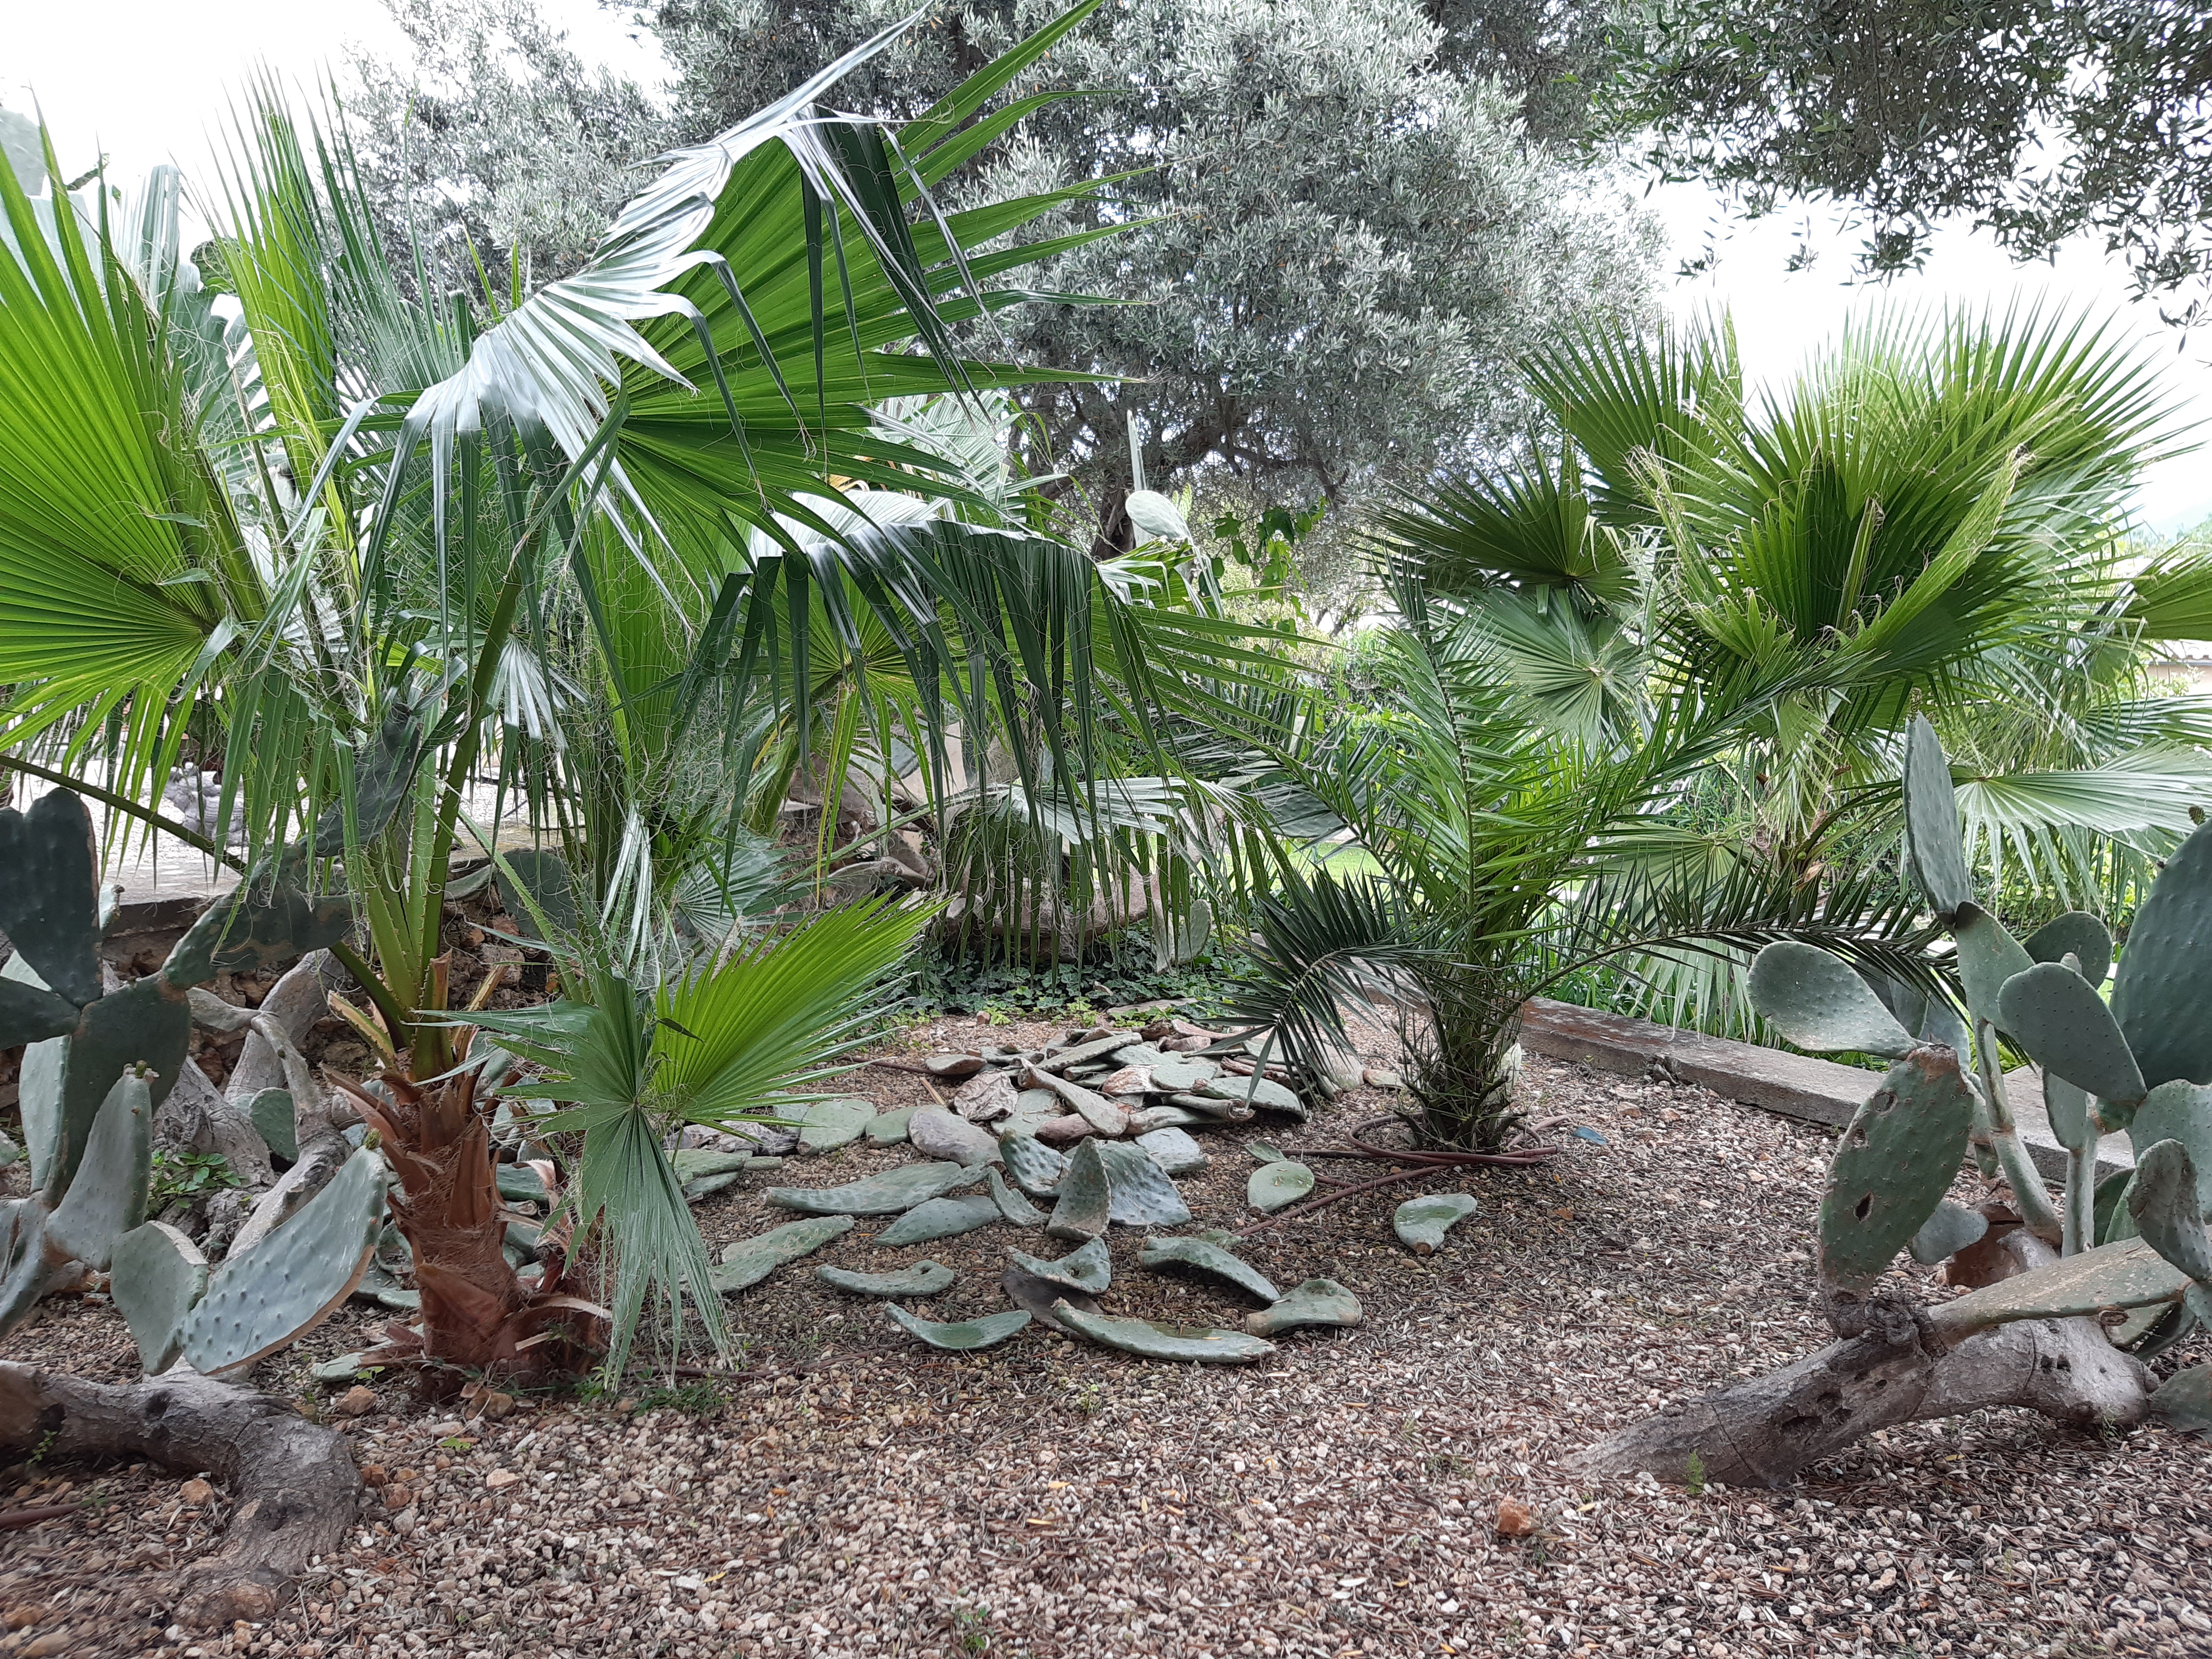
2;1020;2207;1659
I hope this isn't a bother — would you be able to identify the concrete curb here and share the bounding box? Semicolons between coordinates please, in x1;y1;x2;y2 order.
1517;998;2133;1183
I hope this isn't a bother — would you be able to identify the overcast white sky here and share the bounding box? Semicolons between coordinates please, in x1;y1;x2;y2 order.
11;0;2212;534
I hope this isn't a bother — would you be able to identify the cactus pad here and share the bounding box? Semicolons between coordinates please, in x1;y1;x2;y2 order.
764;1162;982;1215
2128;1140;2212;1285
1007;1237;1111;1294
1248;1159;1316;1213
1244;1278;1363;1336
2150;1365;2212;1439
0;977;83;1049
1097;1140;1193;1227
817;1260;955;1298
492;848;579;941
1902;715;1974;919
161;882;352;986
1929;1237;2187;1334
1134;1127;1208;1176
1818;1046;1977;1292
1000;1135;1068;1198
2042;1070;2094;1154
1138;1233;1280;1302
874;1195;999;1247
1051;1300;1277;1363
0;789;102;1007
709;1215;854;1294
1394;1192;1482;1254
1952;912;2035;1031
49;974;191;1198
984;1166;1046;1227
885;1304;1030;1351
2129;1082;2212;1215
1046;1140;1111;1242
2024;911;2114;987
795;1097;876;1152
1907;1200;1989;1265
1997;962;2145;1107
1747;942;1915;1058
178;1145;388;1375
245;1088;298;1165
46;1070;151;1272
109;1221;208;1374
2112;819;2212;1089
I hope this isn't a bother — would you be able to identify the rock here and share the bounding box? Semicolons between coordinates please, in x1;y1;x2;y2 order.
1000;1135;1068;1198
795;1098;876;1152
1051;1301;1277;1364
1138;1233;1279;1302
1393;1193;1480;1255
334;1384;378;1418
1007;1237;1111;1294
1201;1073;1307;1118
1024;1067;1128;1135
358;1464;388;1488
875;1194;1000;1247
1135;1127;1208;1175
179;1478;213;1506
952;1071;1018;1123
1001;1264;1099;1334
1245;1278;1363;1335
1495;1497;1538;1538
885;1304;1031;1352
817;1260;956;1298
924;1053;987;1080
765;1162;984;1216
710;1215;855;1294
485;1468;520;1490
1363;1068;1402;1089
1097;1065;1152;1096
479;1391;516;1419
985;1166;1046;1227
864;1107;917;1147
1147;1058;1220;1093
1098;1140;1193;1227
1247;1159;1316;1212
1046;1139;1111;1242
908;1108;1003;1168
1032;1113;1098;1146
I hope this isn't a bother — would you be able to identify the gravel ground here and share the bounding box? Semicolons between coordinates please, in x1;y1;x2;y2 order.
3;1020;2208;1659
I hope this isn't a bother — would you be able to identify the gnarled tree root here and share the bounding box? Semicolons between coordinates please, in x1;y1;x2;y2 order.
1569;1310;2151;1488
0;1361;359;1627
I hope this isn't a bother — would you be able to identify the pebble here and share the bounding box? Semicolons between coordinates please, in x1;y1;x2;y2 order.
177;1479;212;1506
334;1384;378;1417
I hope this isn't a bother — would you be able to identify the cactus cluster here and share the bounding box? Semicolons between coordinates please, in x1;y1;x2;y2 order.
0;789;373;1373
1747;717;2212;1429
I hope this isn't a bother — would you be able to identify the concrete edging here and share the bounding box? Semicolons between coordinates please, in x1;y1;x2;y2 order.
1517;997;2133;1182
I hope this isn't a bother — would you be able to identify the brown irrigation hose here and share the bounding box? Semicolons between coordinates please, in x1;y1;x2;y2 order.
1232;1113;1559;1239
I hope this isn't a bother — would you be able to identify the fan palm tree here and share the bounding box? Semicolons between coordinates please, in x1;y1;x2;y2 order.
0;1;1216;1380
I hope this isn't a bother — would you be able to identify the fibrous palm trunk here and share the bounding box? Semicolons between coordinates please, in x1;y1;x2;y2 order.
333;1066;604;1392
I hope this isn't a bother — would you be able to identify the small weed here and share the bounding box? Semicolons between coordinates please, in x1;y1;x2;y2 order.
1070;1380;1106;1416
635;1381;727;1416
1423;1452;1472;1479
149;1149;241;1210
950;1603;994;1654
1683;1450;1707;1497
28;1429;57;1467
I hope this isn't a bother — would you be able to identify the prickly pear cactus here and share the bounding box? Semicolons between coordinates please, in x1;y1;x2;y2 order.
1819;1047;1977;1292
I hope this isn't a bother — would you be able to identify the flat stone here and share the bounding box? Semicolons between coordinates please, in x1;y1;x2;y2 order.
1393;1192;1480;1255
1002;1263;1100;1334
1363;1068;1402;1089
985;1166;1047;1227
1147;1058;1220;1093
1138;1233;1278;1302
908;1108;1003;1168
1098;1140;1193;1227
796;1097;876;1152
1046;1138;1111;1242
817;1260;956;1298
1135;1127;1208;1176
952;1070;1018;1123
1248;1160;1316;1213
925;1053;987;1080
711;1215;854;1294
1201;1074;1307;1118
1025;1067;1128;1135
765;1162;983;1216
864;1107;917;1147
1245;1277;1363;1336
1051;1301;1277;1364
1007;1236;1112;1294
874;1194;1000;1247
1033;1114;1099;1146
885;1304;1031;1351
1000;1136;1069;1198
